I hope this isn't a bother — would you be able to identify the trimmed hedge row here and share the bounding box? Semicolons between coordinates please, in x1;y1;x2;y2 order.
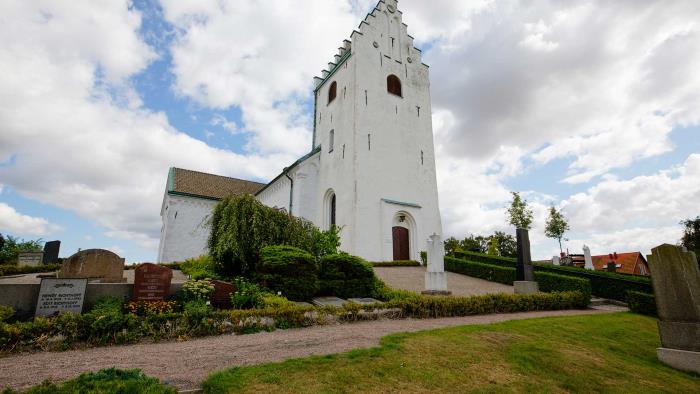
258;246;319;301
445;256;515;285
0;263;61;277
533;263;653;301
370;260;421;267
535;272;591;304
319;254;376;299
626;291;657;316
452;250;517;267
0;290;587;354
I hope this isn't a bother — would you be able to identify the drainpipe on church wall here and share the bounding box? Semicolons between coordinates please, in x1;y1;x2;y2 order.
284;169;293;216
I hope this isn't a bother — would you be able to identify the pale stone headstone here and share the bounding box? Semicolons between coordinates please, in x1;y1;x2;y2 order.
59;249;125;283
552;256;560;265
18;251;44;267
647;244;700;374
35;278;87;317
311;296;347;307
133;263;173;301
514;228;538;294
423;233;449;294
583;245;594;270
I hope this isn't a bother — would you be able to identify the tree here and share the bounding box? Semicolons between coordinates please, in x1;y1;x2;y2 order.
487;237;499;256
545;206;570;253
490;231;517;257
0;234;43;265
507;192;533;230
443;237;461;256
680;216;700;258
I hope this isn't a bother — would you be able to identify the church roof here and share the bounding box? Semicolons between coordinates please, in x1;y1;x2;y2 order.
167;167;265;201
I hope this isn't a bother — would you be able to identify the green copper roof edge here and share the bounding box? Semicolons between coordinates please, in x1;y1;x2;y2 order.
167;190;222;202
314;50;352;93
381;198;422;208
255;146;322;197
167;167;174;192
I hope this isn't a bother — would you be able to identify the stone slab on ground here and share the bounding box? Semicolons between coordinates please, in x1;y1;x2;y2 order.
312;296;347;307
514;281;539;294
657;347;700;374
0;309;617;392
348;298;381;305
294;301;313;307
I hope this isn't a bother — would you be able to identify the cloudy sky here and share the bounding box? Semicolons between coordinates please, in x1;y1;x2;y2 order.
1;0;699;262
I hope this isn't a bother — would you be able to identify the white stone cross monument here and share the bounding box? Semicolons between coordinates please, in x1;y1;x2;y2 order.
423;233;450;294
583;245;594;270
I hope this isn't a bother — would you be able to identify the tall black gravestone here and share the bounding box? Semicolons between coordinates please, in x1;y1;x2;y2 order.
43;240;61;264
516;228;534;281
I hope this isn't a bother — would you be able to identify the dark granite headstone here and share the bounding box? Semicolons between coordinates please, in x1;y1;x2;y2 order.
210;280;236;309
133;263;173;301
516;228;534;281
43;240;61;264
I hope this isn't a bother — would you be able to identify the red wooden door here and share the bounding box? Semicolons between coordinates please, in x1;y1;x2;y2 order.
392;226;409;261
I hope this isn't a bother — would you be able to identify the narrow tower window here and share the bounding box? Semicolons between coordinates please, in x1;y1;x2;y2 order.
368;133;371;150
421;150;424;165
387;74;402;97
417;106;420;117
328;81;337;104
330;194;336;226
329;129;334;153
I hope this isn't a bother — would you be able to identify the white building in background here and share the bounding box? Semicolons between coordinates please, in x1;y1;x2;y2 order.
158;0;443;263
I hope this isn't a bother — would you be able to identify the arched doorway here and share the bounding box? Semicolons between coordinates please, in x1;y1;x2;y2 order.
392;226;409;260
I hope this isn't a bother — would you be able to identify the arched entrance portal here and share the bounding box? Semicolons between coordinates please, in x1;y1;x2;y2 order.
392;226;409;260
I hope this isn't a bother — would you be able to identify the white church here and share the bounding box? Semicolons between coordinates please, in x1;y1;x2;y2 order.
158;0;443;265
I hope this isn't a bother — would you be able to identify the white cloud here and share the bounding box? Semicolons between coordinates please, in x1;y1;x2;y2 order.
0;202;59;236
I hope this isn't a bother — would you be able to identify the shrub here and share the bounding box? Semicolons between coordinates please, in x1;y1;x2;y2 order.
183;299;213;325
533;263;653;301
180;279;215;302
0;305;14;322
452;250;517;267
445;256;516;285
208;194;331;277
319;253;376;298
230;277;267;309
0;263;61;277
258;245;319;301
83;297;138;345
534;271;591;305
626;291;657;316
370;260;421;267
178;255;220;280
11;368;176;394
420;251;427;265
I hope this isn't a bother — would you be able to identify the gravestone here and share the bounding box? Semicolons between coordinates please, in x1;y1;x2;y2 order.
311;296;347;307
552;255;560;265
59;249;125;282
210;280;236;309
18;251;43;267
133;263;173;301
423;233;450;295
35;278;87;317
647;244;700;374
43;240;61;264
583;245;594;270
514;228;538;294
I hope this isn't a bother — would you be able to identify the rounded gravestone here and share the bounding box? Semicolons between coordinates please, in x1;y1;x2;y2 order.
58;249;126;283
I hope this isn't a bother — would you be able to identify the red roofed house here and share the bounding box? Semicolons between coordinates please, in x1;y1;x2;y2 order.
591;252;650;276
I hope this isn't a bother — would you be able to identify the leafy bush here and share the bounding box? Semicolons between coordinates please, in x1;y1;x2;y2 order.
180;279;215;302
208;195;331;277
258;245;319;301
178;255;220;280
0;263;61;277
0;234;43;265
533;263;653;301
445;256;516;285
370;260;421;267
452;250;517;267
230;277;267;309
0;305;14;322
183;299;213;325
534;271;591;305
420;251;427;265
319;254;376;298
8;368;176;394
626;291;657;316
83;297;138;345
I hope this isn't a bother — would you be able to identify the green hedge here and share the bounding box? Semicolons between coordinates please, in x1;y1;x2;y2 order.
370;260;421;267
626;291;657;316
0;263;61;277
445;256;516;285
534;271;591;305
3;368;176;394
452;250;517;267
258;245;319;301
533;263;653;301
319;254;376;298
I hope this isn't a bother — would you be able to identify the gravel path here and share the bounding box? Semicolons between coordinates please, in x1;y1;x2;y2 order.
0;309;617;391
373;266;513;296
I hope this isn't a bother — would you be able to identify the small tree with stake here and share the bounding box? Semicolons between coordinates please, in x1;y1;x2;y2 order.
506;192;533;230
545;206;570;254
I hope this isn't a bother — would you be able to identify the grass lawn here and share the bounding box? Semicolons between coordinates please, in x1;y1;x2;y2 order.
203;313;700;393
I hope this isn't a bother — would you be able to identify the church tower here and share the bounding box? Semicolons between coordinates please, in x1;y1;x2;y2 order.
308;0;443;262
